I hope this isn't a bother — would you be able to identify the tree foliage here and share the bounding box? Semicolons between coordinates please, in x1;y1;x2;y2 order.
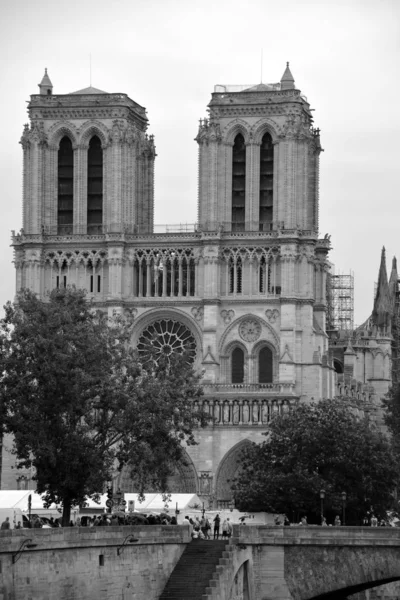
233;398;398;524
0;288;209;524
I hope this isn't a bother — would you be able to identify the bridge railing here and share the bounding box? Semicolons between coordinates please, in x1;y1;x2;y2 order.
231;524;400;546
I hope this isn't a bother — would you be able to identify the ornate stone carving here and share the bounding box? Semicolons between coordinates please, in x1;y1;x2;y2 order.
221;309;235;325
109;119;125;144
199;472;212;495
191;306;203;322
281;112;312;140
265;308;280;323
195;118;222;144
20;124;30;148
124;307;138;329
137;318;197;364
239;319;261;342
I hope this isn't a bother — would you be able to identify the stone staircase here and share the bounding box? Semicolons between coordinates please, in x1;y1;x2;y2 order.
159;540;230;600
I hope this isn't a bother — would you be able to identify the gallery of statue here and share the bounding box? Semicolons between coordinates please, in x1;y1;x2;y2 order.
2;66;396;507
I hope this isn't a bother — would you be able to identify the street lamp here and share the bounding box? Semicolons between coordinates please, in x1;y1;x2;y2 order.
320;489;325;524
341;491;347;526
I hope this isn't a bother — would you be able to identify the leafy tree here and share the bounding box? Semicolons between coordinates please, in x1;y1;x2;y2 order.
233;398;398;524
0;287;208;525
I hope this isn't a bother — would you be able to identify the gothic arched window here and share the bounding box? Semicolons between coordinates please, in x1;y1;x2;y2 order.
232;133;246;231
87;136;103;234
57;136;74;235
231;347;244;383
258;346;273;383
259;132;274;230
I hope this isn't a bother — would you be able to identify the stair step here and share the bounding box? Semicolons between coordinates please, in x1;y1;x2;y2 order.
159;540;229;600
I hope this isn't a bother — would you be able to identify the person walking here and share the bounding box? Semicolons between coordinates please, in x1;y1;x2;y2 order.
205;517;211;539
213;514;221;539
222;517;229;540
0;517;10;530
226;518;233;539
334;515;341;526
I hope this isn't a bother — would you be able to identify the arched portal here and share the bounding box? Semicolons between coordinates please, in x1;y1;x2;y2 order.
215;440;252;508
229;560;251;600
115;449;198;494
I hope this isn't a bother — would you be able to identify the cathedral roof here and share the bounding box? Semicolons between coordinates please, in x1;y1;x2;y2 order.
39;68;53;88
70;86;107;95
389;256;398;309
280;62;295;90
281;62;294;83
242;83;277;92
372;247;392;329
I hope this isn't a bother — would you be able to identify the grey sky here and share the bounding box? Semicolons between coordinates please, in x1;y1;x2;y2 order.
0;0;399;323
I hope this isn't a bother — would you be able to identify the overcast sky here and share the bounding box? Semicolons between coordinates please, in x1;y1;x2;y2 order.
0;0;398;324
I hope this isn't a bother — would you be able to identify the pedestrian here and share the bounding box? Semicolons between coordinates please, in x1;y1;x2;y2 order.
226;518;233;538
1;517;10;530
284;515;290;526
200;515;207;538
300;516;307;526
371;515;378;527
321;517;327;526
16;521;22;529
213;513;221;539
222;517;229;539
205;516;211;539
334;515;341;526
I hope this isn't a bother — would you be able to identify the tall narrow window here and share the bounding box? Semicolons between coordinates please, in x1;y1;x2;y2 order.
259;346;273;383
87;136;103;234
232;347;245;384
58;136;73;235
232;134;246;231
259;132;274;230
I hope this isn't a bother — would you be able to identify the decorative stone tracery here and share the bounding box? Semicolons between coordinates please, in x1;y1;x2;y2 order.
137;318;197;364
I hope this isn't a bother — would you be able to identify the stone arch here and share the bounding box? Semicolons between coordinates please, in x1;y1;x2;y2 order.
219;313;280;355
222;119;251;145
250;117;281;144
252;339;278;382
223;339;249;358
115;447;198;494
229;560;251;600
48;121;78;148
215;439;253;506
131;308;204;368
78;120;110;148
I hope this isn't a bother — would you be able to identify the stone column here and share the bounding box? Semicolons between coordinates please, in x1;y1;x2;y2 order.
73;143;88;234
223;142;233;230
245;141;260;231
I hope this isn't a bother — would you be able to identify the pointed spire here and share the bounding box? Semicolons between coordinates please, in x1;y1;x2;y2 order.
372;247;392;331
280;62;295;90
38;68;53;96
389;256;398;310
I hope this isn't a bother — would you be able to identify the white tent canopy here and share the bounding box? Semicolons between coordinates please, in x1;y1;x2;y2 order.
124;493;201;513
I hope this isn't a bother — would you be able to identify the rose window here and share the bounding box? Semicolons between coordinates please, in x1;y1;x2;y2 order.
137;319;197;363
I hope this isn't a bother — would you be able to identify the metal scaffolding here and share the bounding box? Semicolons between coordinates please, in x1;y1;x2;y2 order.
328;272;354;331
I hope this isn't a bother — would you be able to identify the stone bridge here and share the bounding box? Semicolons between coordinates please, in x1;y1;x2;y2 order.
1;525;400;600
213;525;400;600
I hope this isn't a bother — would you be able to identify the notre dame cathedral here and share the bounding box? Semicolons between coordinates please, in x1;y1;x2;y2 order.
2;65;396;506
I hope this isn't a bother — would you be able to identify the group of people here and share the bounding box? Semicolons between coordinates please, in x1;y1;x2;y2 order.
0;513;180;529
184;514;233;540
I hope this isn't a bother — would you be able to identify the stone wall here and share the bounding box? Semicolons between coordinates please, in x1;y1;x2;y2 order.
0;525;190;600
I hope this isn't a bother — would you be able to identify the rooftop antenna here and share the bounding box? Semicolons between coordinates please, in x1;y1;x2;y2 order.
90;53;92;87
260;49;263;83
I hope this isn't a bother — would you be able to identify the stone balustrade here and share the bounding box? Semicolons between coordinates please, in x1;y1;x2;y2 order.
193;396;297;426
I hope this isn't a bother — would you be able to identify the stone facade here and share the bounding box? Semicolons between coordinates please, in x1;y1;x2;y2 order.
5;65;337;504
0;525;189;600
